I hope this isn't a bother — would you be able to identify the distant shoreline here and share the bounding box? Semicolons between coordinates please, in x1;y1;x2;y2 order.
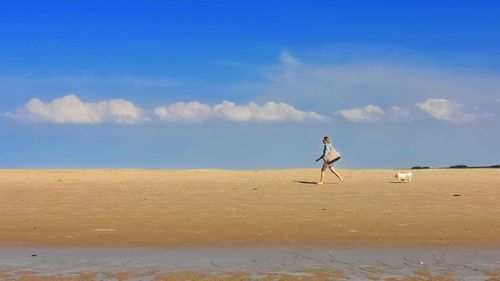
412;164;500;170
0;165;499;171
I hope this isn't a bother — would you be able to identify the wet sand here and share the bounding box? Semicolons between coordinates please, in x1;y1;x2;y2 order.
0;169;499;247
1;247;500;280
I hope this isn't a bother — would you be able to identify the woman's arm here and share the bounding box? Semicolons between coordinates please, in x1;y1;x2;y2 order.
316;145;327;162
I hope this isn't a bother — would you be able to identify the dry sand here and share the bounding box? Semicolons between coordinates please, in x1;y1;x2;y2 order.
0;169;499;247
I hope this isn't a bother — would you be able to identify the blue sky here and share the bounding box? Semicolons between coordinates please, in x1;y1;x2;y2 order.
1;1;499;169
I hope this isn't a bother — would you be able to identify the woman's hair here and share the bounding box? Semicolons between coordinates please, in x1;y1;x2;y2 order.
323;136;330;143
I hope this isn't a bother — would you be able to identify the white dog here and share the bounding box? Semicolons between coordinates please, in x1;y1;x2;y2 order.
395;172;412;183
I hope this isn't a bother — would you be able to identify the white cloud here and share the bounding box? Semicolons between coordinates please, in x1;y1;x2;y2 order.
336;100;489;124
155;101;326;123
6;95;325;124
10;95;148;124
336;105;385;123
154;101;213;122
336;104;415;123
416;98;475;123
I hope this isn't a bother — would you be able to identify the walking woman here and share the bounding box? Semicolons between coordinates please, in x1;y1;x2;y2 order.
315;136;344;184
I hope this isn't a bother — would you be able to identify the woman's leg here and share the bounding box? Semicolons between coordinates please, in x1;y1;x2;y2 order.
318;170;325;184
317;163;327;184
329;166;344;183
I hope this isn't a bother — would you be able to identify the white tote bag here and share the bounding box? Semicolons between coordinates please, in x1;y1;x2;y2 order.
324;149;341;163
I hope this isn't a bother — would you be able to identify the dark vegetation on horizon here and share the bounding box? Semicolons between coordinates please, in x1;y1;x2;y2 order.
411;165;500;170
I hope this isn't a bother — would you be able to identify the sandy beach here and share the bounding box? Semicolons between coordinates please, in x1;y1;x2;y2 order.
0;168;499;248
1;169;500;280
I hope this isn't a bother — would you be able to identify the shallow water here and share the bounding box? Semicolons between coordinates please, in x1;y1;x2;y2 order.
1;247;500;280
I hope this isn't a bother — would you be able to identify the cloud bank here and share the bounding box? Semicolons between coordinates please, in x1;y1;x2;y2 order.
4;52;499;125
9;95;148;124
243;52;500;124
416;98;475;123
6;95;326;124
336;98;488;123
336;105;385;123
335;105;413;123
155;101;326;122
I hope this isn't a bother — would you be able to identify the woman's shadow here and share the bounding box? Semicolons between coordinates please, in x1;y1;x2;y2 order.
293;181;318;185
